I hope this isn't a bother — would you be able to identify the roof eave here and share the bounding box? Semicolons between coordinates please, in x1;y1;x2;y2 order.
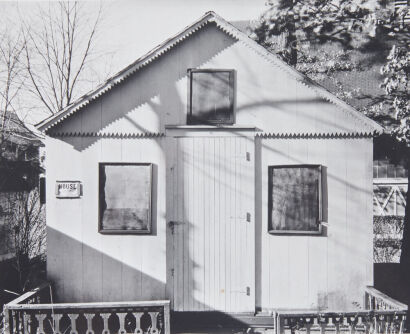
36;11;384;135
36;11;217;133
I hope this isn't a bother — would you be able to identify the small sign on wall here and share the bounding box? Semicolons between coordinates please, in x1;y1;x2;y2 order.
55;181;82;198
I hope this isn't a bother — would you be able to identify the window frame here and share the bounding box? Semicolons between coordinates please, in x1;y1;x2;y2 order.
187;68;235;125
268;164;323;235
98;162;153;235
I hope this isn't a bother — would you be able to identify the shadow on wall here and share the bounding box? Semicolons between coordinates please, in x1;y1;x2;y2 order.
47;134;373;313
46;227;252;330
44;20;375;317
48;226;179;326
49;23;237;152
48;20;356;154
47;227;166;303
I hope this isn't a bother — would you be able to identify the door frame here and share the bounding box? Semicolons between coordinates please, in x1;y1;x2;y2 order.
165;130;256;313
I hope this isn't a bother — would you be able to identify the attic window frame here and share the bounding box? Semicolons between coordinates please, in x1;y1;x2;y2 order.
187;68;235;125
268;164;324;236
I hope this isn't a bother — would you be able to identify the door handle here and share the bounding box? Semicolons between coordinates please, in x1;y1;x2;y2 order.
168;221;184;227
231;287;250;296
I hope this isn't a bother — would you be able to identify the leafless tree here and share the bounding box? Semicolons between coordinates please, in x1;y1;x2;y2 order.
0;1;105;294
5;188;46;292
23;1;103;115
0;27;25;156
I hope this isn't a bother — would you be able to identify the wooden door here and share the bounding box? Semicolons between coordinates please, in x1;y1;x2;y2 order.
166;135;255;313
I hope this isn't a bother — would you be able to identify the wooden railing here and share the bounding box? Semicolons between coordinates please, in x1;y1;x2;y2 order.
4;283;53;306
275;287;407;334
276;311;407;334
3;285;170;334
365;286;408;311
1;283;52;333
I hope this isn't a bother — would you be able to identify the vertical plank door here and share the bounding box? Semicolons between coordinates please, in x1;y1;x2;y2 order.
168;135;255;313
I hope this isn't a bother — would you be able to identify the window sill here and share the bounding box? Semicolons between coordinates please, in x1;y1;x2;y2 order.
268;223;326;236
99;229;152;235
165;125;259;131
165;125;260;137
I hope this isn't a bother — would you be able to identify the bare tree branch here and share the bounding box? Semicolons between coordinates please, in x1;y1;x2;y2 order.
22;1;103;115
0;27;26;156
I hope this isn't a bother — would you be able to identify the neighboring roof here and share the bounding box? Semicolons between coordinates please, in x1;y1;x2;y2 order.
36;11;383;135
1;110;43;147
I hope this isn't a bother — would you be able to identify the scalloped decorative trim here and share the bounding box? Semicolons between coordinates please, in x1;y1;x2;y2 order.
37;11;383;136
256;132;376;139
211;17;382;135
48;131;375;139
49;132;165;138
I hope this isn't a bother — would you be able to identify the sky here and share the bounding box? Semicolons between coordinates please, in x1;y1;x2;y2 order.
0;0;267;126
102;0;266;70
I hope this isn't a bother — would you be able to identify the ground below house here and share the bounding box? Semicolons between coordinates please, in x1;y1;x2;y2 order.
171;312;275;333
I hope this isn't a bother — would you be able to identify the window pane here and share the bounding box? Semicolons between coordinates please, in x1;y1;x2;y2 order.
269;166;321;232
189;70;233;124
99;164;152;233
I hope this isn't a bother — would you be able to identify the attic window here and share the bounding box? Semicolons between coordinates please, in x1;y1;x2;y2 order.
268;165;324;235
187;69;235;125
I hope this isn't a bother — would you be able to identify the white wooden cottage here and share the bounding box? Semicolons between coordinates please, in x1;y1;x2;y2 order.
37;12;384;316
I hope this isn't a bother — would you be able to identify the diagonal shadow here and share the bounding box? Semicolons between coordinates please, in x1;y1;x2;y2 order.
47;227;255;332
44;17;377;325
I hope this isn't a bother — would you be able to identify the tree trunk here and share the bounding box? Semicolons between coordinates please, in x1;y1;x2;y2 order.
400;150;410;264
399;148;410;328
280;29;298;66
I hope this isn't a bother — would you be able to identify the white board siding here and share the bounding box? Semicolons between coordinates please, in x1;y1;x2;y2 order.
46;133;373;310
44;21;375;312
168;135;255;312
257;138;373;311
345;138;374;305
306;140;328;309
80;137;103;303
46;137;83;302
46;137;167;303
50;26;374;139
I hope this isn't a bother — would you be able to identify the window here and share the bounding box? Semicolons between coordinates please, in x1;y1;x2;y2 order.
187;69;235;125
268;165;323;234
99;163;152;234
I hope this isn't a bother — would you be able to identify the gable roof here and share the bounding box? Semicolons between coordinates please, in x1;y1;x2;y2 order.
1;109;43;148
36;11;383;135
